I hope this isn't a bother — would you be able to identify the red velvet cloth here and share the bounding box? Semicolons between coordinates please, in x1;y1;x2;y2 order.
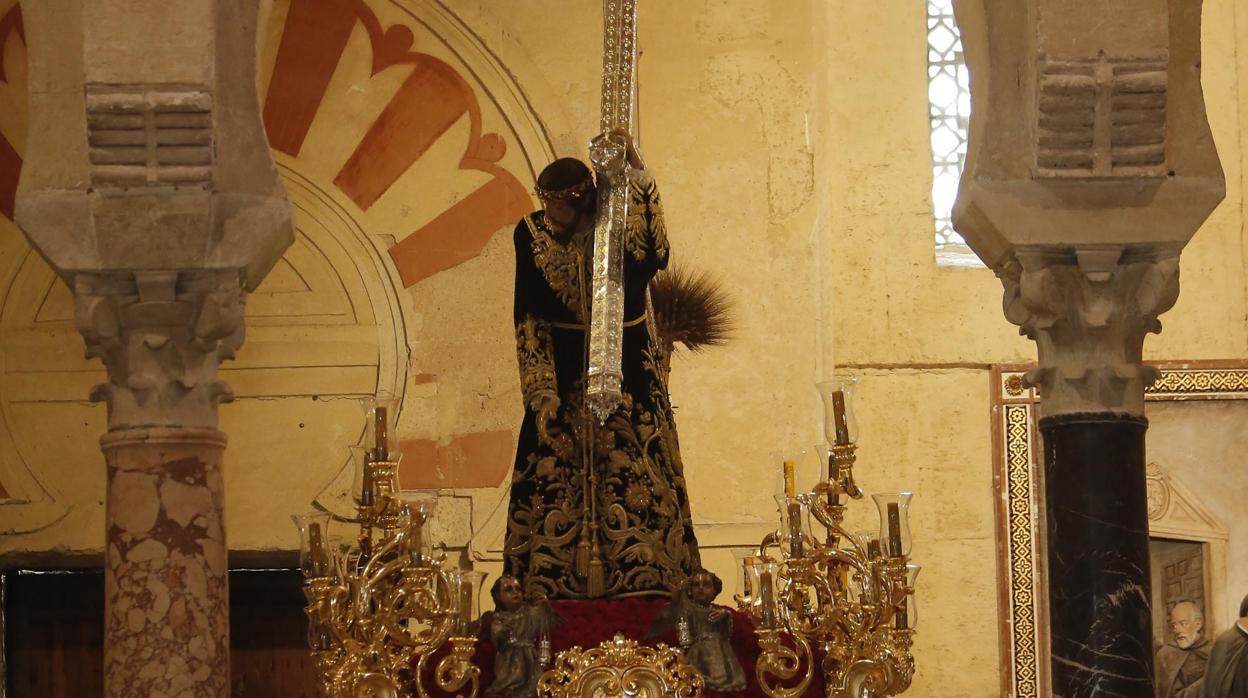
463;599;822;698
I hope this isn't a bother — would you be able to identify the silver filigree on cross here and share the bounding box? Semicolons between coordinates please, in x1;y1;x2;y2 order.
585;0;638;423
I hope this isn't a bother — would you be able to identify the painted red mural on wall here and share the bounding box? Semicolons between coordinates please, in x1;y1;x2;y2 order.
0;0;532;288
0;3;24;222
263;0;533;287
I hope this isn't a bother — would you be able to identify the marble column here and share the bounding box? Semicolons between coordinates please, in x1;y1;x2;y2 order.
952;0;1224;695
101;428;228;696
76;269;249;696
1042;414;1150;695
14;1;293;694
1005;249;1181;695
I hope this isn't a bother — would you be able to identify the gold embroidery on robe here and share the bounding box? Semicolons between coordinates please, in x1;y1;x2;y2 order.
525;213;584;320
506;170;698;600
516;315;557;406
626;170;669;264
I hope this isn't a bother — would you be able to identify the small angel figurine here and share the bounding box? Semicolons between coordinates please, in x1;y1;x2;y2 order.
647;569;747;692
481;576;564;698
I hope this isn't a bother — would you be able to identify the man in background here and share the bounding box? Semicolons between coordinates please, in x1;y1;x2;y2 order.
1157;601;1211;697
1203;594;1248;698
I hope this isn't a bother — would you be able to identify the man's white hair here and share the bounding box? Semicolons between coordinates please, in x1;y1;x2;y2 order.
1172;600;1204;620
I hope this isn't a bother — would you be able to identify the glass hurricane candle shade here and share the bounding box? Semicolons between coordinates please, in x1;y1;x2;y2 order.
359;395;402;462
731;548;756;600
743;557;763;611
845;530;881;601
853;530;883;560
872;492;913;558
293;511;333;579
811;445;833;485
398;493;438;566
774;493;814;559
895;563;921;630
325;533;351;578
815;378;859;446
751;560;783;629
442;569;488;635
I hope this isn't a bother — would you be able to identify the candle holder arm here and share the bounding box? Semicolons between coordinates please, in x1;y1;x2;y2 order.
754;627;815;698
434;636;481;697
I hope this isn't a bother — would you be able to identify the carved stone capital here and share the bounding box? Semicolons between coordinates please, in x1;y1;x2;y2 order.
1000;246;1179;418
75;269;246;430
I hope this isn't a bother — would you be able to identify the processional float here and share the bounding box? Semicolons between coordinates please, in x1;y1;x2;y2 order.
294;2;920;696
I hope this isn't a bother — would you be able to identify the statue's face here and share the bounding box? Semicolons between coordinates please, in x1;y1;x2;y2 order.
545;199;578;235
497;577;525;612
1170;605;1204;648
688;573;717;605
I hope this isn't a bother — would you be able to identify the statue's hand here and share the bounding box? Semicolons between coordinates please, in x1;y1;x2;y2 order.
526;590;549;605
606;128;645;169
590;129;644;173
536;396;574;459
536;395;559;442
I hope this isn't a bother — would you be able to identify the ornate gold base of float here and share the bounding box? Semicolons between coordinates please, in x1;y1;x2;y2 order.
539;633;704;698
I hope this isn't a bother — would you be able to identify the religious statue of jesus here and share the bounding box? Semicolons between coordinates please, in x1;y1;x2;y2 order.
504;131;700;600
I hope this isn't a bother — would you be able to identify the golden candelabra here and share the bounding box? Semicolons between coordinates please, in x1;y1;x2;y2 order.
295;401;485;698
737;380;920;698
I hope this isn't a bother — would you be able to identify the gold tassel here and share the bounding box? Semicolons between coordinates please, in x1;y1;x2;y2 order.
587;550;605;598
575;536;590;578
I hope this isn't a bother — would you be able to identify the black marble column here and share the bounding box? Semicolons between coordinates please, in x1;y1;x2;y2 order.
1041;412;1153;698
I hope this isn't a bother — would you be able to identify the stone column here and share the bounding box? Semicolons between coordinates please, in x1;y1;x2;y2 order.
1007;250;1179;695
952;0;1224;695
78;270;245;695
15;1;293;695
101;428;229;695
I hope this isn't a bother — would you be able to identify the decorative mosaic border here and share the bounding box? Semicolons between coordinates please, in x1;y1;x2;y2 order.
1146;368;1248;399
1001;403;1040;697
991;362;1248;698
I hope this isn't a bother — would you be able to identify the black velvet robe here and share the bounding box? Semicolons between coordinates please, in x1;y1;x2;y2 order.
504;169;700;599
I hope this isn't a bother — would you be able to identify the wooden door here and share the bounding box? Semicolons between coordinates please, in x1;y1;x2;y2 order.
4;568;320;696
1150;538;1210;645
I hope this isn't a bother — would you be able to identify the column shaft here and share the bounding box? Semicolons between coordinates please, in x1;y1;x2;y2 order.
102;428;229;697
1041;413;1152;697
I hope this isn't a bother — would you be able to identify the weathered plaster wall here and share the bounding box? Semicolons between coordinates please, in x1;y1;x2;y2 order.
0;0;1246;696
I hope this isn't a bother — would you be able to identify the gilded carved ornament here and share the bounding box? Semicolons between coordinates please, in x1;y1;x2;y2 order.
536;633;704;698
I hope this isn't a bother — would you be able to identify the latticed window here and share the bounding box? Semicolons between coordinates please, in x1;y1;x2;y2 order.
926;0;977;264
